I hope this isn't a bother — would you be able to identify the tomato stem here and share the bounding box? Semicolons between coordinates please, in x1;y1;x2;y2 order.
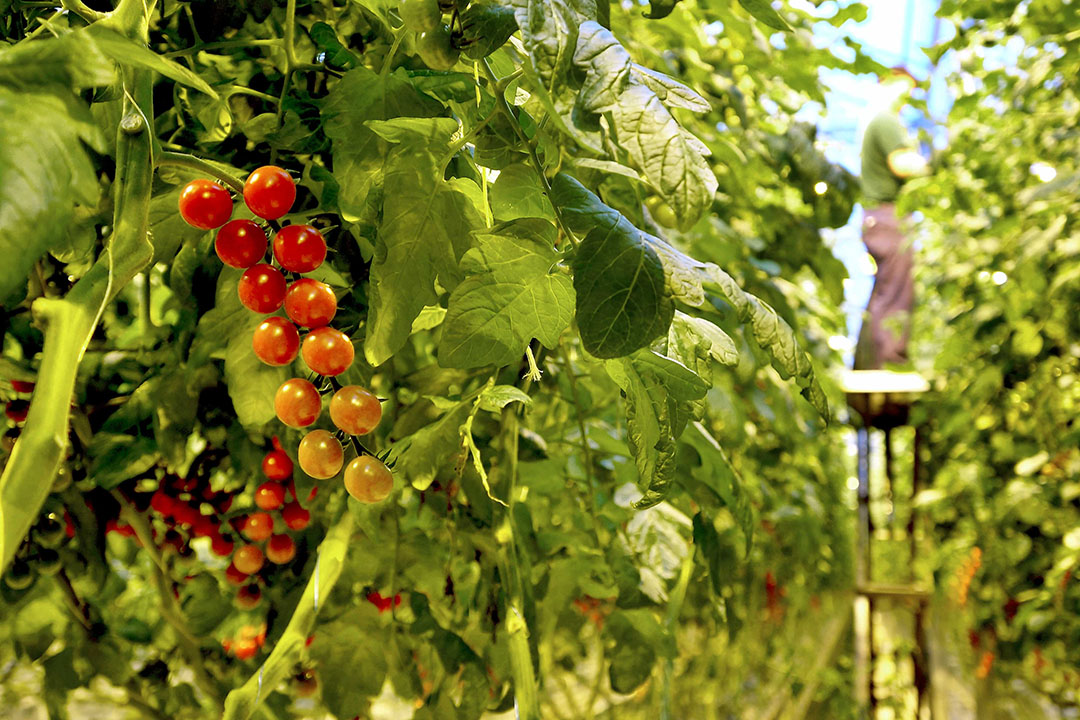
157;151;245;195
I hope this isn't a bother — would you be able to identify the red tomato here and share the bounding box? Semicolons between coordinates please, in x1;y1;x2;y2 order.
275;378;323;428
344;455;394;503
179;179;233;230
252;317;300;367
329;386;381;436
215;219;267;268
301;327;354;377
238;264;287;314
233;544;265;575
263;449;294;480
297;430;344;479
273;225;327;273
266;534;297;564
284;278;337;328
243;166;296;220
242;512;274;541
281;501;310;531
254;482;286;511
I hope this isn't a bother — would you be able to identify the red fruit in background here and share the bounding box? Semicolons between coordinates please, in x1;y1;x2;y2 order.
216;219;267;269
192;516;217;538
5;400;29;423
263;449;293;480
284;278;337;328
233;544;265;575
298;430;344;479
173;503;200;527
238;264;287;314
178;179;233;230
273;225;326;273
244;166;296;220
211;534;235;557
10;380;34;393
150;490;176;517
225;562;250;586
63;510;75;539
242;513;274;541
274;378;322;429
266;534;296;564
252;317;300;367
302;327;354;377
233;637;259;660
329;386;382;436
281;502;310;531
236;583;263;610
255;482;286;511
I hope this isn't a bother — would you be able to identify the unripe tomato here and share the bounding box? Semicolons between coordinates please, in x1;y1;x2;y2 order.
274;225;327;274
243;166;296;220
242;512;274;541
284;278;337;328
179;179;233;230
344;455;394;503
266;534;297;564
298;430;344;479
294;669;318;698
275;378;323;428
329;386;382;436
238;264;287;314
33;514;65;549
3;560;33;590
254;482;286;511
301;327;354;377
281;502;310;531
417;26;459;70
252;317;300;367
262;449;294;480
400;0;441;32
233;544;265;575
215;219;267;268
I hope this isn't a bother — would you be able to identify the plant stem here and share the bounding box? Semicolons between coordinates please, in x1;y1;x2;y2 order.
165;38;283;58
437;105;502;177
55;569;93;631
283;0;298;67
59;0;105;23
480;58;578;248
559;345;603;546
156;151;245;195
380;29;406;77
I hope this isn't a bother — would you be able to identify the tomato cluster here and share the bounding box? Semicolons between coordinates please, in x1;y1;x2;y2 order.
177;168;395;504
399;0;460;70
4;510;68;590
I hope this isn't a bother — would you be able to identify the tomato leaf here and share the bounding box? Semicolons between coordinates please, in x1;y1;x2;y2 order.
394;400;472;490
643;0;681;19
309;608;389;716
737;0;792;31
86;26;219;98
682;422;755;555
440;219;574;368
490;164;555;223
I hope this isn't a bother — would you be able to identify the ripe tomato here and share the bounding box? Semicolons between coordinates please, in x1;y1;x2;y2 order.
238;264;287;314
242;512;274;541
225;562;250;586
233;544;265;575
266;534;297;564
400;0;441;32
262;449;294;480
254;482;286;511
211;534;235;557
215;219;267;268
235;584;263;610
344;455;394;503
284;278;337;328
281;501;310;531
298;430;344;479
273;225;327;273
10;380;34;393
243;166;296;220
417;26;459;70
233;636;259;659
275;378;322;428
5;400;29;424
178;179;233;230
150;490;175;517
252;317;300;367
302;327;354;376
329;386;382;436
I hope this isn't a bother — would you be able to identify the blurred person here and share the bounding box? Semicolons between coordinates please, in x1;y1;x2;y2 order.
854;67;929;370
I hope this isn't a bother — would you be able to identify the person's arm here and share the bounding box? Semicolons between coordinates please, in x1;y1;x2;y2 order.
887;148;929;178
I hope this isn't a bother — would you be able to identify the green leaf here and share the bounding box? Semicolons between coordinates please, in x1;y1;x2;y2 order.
737;0;792;31
180;574;230;636
87;433;159;490
605;609;672;693
0;32;114;89
86;26;219;98
309;22;360;68
682;422;754;555
479;385;534;412
363;118;487;366
395;400;472;490
15;598;68;661
0;86;104;302
460;1;520;59
691;512;737;596
440;219;574;368
573;221;672;359
643;0;681;19
309;609;388;716
707;267;830;422
490;164;555;223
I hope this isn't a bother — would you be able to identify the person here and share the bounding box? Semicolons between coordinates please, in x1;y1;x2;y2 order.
853;67;929;370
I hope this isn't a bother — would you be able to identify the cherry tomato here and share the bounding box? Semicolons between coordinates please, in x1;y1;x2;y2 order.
275;378;322;429
400;0;441;32
225;562;250;586
254;482;286;511
281;501;311;531
5;400;29;424
344;455;394;503
298;430;344;479
284;278;337;328
238;264;287;314
173;503;200;527
252;317;300;367
150;490;175;517
179;179;233;230
262;449;294;480
211;534;235;557
215;219;268;268
242;512;274;541
233;636;259;659
235;584;263;610
329;386;382;436
3;560;33;590
294;669;319;698
244;166;296;220
273;225;327;273
417;26;459;70
302;327;354;377
266;534;297;564
233;544;265;575
10;380;34;393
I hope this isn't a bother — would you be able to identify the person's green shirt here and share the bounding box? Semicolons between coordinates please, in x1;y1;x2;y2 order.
860;112;913;203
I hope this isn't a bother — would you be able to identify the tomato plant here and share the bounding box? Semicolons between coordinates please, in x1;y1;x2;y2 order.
0;0;886;717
